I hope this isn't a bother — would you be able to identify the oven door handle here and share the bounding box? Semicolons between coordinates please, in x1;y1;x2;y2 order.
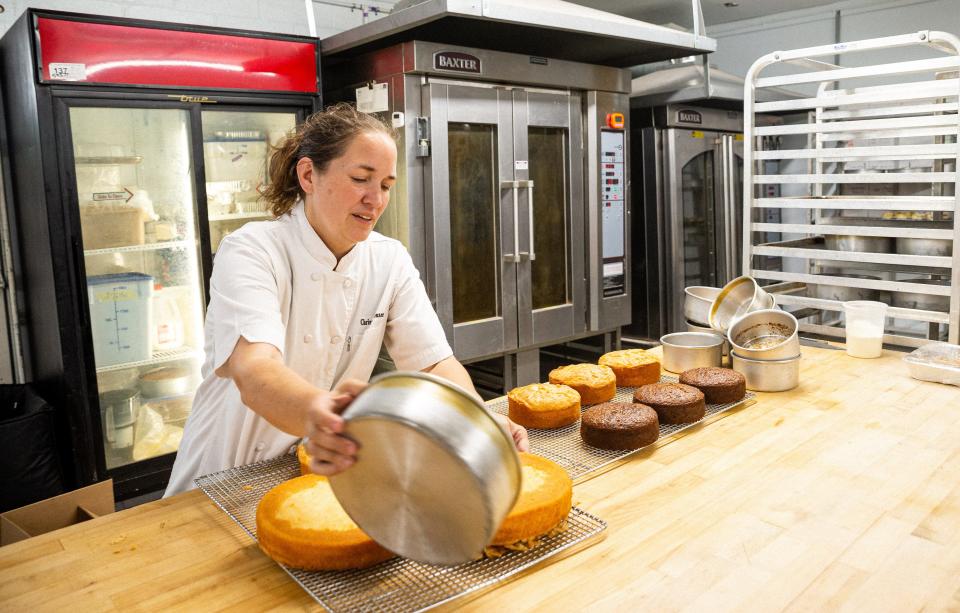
519;180;535;261
501;180;521;263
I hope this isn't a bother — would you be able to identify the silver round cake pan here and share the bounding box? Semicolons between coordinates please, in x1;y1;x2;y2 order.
730;351;801;392
727;308;800;361
329;371;521;566
708;275;776;334
683;286;720;327
685;320;729;356
660;332;724;373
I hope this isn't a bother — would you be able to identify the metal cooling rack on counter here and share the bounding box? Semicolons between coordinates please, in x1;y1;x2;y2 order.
487;374;757;484
196;454;607;613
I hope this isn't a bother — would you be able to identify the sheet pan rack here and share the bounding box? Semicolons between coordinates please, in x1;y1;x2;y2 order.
742;30;960;347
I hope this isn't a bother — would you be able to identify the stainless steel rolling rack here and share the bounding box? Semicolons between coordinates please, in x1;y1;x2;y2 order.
742;31;960;347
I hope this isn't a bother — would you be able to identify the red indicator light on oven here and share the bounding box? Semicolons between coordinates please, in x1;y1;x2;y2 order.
606;112;625;129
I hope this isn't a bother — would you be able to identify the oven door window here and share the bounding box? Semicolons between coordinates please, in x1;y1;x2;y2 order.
448;123;501;324
528;126;570;310
681;150;717;288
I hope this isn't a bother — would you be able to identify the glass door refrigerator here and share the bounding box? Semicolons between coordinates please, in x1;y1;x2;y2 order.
0;10;319;499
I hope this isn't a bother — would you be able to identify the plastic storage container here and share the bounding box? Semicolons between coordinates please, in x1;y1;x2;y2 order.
903;342;960;387
87;273;153;367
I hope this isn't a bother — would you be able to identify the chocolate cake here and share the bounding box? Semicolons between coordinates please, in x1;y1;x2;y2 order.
633;383;705;424
679;367;746;404
580;402;659;450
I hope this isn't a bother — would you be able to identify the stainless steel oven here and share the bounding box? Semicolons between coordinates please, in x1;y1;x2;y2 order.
626;104;782;341
324;41;631;387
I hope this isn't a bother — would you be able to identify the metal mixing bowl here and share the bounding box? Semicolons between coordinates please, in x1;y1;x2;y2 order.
891;277;950;312
824;234;894;254
896;236;953;257
730;352;801;392
728;309;800;360
329;371;521;565
708;276;776;333
683;286;720;327
811;273;882;303
660;332;724;373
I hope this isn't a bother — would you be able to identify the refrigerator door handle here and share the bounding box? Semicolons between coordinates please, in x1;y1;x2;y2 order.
520;180;535;261
502;180;521;263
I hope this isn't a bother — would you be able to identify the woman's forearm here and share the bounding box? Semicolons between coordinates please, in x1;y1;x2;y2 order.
424;355;479;399
220;337;324;436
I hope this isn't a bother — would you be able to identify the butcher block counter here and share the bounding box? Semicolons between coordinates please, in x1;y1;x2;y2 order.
3;344;960;611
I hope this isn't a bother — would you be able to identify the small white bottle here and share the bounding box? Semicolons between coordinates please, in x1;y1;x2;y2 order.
151;284;184;351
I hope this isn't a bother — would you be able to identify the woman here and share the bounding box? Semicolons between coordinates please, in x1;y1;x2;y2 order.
165;104;527;496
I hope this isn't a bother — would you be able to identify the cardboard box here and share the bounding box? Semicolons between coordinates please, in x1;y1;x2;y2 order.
0;479;114;546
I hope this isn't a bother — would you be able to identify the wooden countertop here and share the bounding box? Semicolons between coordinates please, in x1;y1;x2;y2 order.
3;345;960;611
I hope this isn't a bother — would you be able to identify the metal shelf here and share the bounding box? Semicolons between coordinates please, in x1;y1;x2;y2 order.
743;30;960;346
75;155;143;165
84;239;192;256
95;347;202;374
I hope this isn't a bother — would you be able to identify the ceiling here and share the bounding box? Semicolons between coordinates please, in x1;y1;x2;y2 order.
565;0;842;29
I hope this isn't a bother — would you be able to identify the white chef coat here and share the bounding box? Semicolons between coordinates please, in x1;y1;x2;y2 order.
164;201;452;496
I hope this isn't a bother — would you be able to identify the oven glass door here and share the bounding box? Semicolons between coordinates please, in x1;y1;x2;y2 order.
427;83;517;360
666;128;720;331
515;90;585;346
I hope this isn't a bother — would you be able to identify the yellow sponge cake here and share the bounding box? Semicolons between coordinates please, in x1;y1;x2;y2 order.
490;453;572;548
256;474;394;570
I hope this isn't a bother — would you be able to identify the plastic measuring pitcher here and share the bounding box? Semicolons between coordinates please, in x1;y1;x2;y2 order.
843;300;887;359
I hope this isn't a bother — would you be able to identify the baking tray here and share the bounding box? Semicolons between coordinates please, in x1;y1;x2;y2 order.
196;454;607;613
487;374;756;484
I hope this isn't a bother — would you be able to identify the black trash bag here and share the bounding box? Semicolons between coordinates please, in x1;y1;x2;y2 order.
0;384;65;513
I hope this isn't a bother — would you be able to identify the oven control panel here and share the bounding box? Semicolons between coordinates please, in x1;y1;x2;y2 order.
601;129;625;296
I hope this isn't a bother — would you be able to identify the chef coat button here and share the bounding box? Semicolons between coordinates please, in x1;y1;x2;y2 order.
311;272;321;281
344;278;353;288
303;334;314;343
331;335;342;344
255;442;265;451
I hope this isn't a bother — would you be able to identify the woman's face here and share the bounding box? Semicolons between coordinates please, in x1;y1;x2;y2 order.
298;131;397;258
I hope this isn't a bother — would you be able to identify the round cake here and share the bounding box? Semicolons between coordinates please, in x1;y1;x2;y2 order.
548;364;616;405
679;367;746;404
508;383;581;429
598;349;661;387
580;402;659;450
296;442;311;475
256;474;395;570
633;382;706;425
490;453;573;547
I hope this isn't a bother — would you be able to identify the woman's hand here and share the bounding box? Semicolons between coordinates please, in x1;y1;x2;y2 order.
303;378;367;476
493;413;529;452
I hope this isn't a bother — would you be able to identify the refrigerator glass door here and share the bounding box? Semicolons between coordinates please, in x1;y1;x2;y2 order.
69;106;205;470
518;90;585;346
201;111;297;254
428;83;517;360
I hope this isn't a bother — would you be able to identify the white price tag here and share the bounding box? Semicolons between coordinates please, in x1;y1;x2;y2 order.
48;63;87;81
514;160;528;170
356;82;389;113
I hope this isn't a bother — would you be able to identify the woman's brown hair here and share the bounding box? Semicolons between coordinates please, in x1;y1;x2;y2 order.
261;102;395;217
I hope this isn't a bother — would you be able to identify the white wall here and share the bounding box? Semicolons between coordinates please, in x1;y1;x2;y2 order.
707;0;960;80
0;0;399;39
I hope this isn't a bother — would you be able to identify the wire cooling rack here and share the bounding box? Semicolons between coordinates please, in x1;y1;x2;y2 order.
196;455;607;613
487;374;756;484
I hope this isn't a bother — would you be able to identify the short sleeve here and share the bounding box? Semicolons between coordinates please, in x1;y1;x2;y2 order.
383;248;453;371
207;233;287;371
